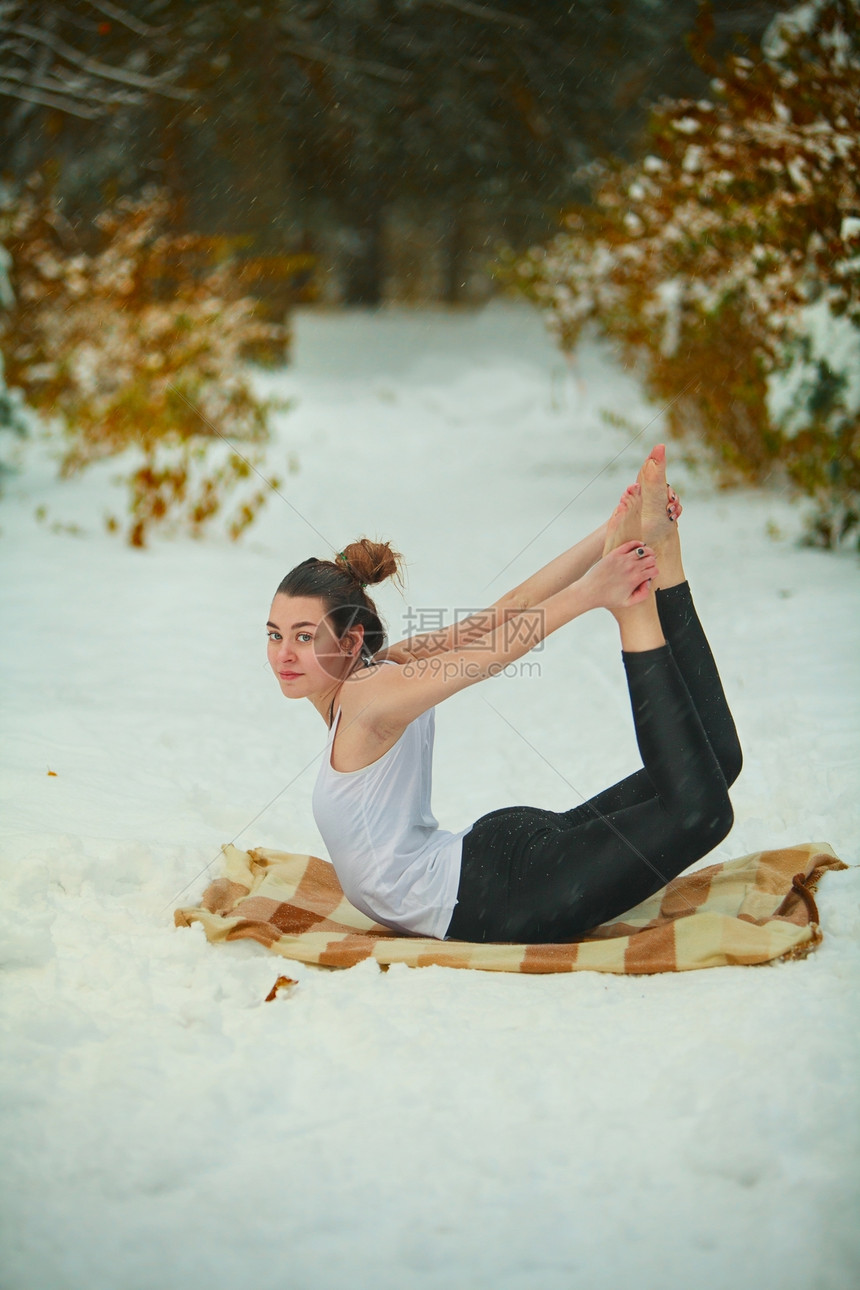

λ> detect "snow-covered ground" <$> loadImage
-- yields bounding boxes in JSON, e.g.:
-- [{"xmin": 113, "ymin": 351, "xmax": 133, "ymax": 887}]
[{"xmin": 1, "ymin": 304, "xmax": 858, "ymax": 1290}]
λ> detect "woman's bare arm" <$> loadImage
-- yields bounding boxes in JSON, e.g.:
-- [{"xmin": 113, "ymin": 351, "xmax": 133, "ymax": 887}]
[
  {"xmin": 499, "ymin": 522, "xmax": 608, "ymax": 610},
  {"xmin": 382, "ymin": 522, "xmax": 608, "ymax": 663},
  {"xmin": 359, "ymin": 540, "xmax": 655, "ymax": 737}
]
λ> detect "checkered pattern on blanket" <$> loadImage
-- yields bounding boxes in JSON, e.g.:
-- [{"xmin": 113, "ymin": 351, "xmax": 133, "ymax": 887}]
[{"xmin": 174, "ymin": 842, "xmax": 847, "ymax": 973}]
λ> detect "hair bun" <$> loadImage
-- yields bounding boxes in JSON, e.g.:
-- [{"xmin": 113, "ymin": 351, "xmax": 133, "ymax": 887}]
[{"xmin": 337, "ymin": 538, "xmax": 403, "ymax": 589}]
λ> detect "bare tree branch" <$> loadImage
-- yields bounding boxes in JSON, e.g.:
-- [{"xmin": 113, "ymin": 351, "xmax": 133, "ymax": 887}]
[
  {"xmin": 4, "ymin": 19, "xmax": 192, "ymax": 100},
  {"xmin": 0, "ymin": 78, "xmax": 99, "ymax": 116},
  {"xmin": 2, "ymin": 63, "xmax": 141, "ymax": 106}
]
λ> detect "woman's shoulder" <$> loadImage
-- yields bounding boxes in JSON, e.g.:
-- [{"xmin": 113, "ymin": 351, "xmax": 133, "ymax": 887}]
[
  {"xmin": 343, "ymin": 656, "xmax": 401, "ymax": 690},
  {"xmin": 339, "ymin": 656, "xmax": 431, "ymax": 734},
  {"xmin": 338, "ymin": 656, "xmax": 402, "ymax": 717},
  {"xmin": 332, "ymin": 659, "xmax": 430, "ymax": 772}
]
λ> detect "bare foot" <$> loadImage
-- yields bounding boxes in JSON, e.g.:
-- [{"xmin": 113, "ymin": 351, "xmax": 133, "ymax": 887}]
[
  {"xmin": 638, "ymin": 444, "xmax": 685, "ymax": 588},
  {"xmin": 602, "ymin": 483, "xmax": 645, "ymax": 556},
  {"xmin": 617, "ymin": 476, "xmax": 682, "ymax": 535},
  {"xmin": 600, "ymin": 485, "xmax": 667, "ymax": 644},
  {"xmin": 638, "ymin": 444, "xmax": 676, "ymax": 550}
]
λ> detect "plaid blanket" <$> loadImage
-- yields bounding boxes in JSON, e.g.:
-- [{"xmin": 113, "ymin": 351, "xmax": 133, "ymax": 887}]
[{"xmin": 174, "ymin": 841, "xmax": 847, "ymax": 974}]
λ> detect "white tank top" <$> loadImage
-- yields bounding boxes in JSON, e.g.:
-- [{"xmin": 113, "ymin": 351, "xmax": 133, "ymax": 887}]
[{"xmin": 311, "ymin": 681, "xmax": 467, "ymax": 939}]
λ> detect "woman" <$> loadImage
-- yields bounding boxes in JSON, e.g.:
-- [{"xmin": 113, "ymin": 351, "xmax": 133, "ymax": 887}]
[{"xmin": 265, "ymin": 444, "xmax": 741, "ymax": 943}]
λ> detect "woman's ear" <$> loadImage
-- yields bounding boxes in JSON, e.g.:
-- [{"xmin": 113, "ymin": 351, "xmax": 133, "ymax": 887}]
[{"xmin": 341, "ymin": 624, "xmax": 366, "ymax": 658}]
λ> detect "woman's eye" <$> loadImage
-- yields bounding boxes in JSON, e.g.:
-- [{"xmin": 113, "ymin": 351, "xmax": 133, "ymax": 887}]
[
  {"xmin": 267, "ymin": 632, "xmax": 281, "ymax": 642},
  {"xmin": 297, "ymin": 632, "xmax": 312, "ymax": 643}
]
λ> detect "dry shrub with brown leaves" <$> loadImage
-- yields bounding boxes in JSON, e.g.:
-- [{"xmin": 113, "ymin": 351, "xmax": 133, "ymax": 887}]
[
  {"xmin": 0, "ymin": 181, "xmax": 290, "ymax": 546},
  {"xmin": 510, "ymin": 0, "xmax": 860, "ymax": 549}
]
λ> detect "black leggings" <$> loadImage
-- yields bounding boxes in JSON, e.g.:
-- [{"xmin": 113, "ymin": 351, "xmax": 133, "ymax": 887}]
[{"xmin": 445, "ymin": 582, "xmax": 742, "ymax": 943}]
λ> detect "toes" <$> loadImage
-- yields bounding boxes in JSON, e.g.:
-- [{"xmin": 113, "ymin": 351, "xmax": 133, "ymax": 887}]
[
  {"xmin": 638, "ymin": 455, "xmax": 665, "ymax": 489},
  {"xmin": 640, "ymin": 457, "xmax": 669, "ymax": 507}
]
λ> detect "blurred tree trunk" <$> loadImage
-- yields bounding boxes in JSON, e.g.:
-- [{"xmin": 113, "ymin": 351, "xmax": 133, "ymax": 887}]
[
  {"xmin": 442, "ymin": 207, "xmax": 467, "ymax": 305},
  {"xmin": 344, "ymin": 203, "xmax": 384, "ymax": 306},
  {"xmin": 158, "ymin": 97, "xmax": 187, "ymax": 227}
]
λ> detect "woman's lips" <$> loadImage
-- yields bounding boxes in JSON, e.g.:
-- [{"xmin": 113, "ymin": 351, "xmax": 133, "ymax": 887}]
[{"xmin": 279, "ymin": 671, "xmax": 302, "ymax": 680}]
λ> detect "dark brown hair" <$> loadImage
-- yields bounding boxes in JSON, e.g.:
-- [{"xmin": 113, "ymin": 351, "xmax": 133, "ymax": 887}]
[{"xmin": 275, "ymin": 539, "xmax": 403, "ymax": 662}]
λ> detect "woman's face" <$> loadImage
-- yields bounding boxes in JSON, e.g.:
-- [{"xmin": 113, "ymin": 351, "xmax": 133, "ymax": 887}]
[{"xmin": 266, "ymin": 594, "xmax": 358, "ymax": 698}]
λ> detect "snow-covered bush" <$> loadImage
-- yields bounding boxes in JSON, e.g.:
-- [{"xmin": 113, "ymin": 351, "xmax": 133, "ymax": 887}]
[
  {"xmin": 0, "ymin": 180, "xmax": 287, "ymax": 546},
  {"xmin": 512, "ymin": 0, "xmax": 860, "ymax": 548}
]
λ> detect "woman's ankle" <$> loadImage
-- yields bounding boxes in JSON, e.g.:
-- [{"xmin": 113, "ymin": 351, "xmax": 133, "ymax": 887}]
[
  {"xmin": 612, "ymin": 597, "xmax": 666, "ymax": 652},
  {"xmin": 655, "ymin": 579, "xmax": 691, "ymax": 603},
  {"xmin": 654, "ymin": 544, "xmax": 685, "ymax": 590}
]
